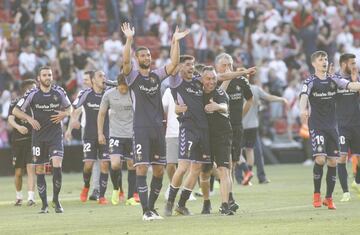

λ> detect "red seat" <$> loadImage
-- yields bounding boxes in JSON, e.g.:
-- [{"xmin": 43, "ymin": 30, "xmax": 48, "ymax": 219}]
[
  {"xmin": 274, "ymin": 119, "xmax": 288, "ymax": 135},
  {"xmin": 227, "ymin": 10, "xmax": 241, "ymax": 21},
  {"xmin": 207, "ymin": 10, "xmax": 219, "ymax": 22}
]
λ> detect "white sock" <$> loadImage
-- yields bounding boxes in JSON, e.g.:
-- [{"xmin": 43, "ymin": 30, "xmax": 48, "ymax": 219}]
[
  {"xmin": 16, "ymin": 191, "xmax": 23, "ymax": 200},
  {"xmin": 28, "ymin": 191, "xmax": 35, "ymax": 201}
]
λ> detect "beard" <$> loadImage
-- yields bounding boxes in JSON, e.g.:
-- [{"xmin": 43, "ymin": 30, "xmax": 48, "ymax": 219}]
[
  {"xmin": 40, "ymin": 79, "xmax": 51, "ymax": 88},
  {"xmin": 139, "ymin": 63, "xmax": 150, "ymax": 69}
]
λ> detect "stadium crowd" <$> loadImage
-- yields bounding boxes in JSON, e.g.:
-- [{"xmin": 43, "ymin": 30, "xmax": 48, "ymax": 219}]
[{"xmin": 0, "ymin": 0, "xmax": 360, "ymax": 152}]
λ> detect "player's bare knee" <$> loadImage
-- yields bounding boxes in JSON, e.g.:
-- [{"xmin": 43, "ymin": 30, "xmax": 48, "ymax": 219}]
[
  {"xmin": 127, "ymin": 160, "xmax": 135, "ymax": 169},
  {"xmin": 136, "ymin": 164, "xmax": 148, "ymax": 175},
  {"xmin": 152, "ymin": 165, "xmax": 164, "ymax": 178},
  {"xmin": 327, "ymin": 158, "xmax": 337, "ymax": 167},
  {"xmin": 315, "ymin": 156, "xmax": 326, "ymax": 165},
  {"xmin": 337, "ymin": 155, "xmax": 347, "ymax": 164}
]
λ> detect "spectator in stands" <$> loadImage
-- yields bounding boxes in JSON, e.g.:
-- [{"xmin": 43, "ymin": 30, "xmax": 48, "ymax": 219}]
[
  {"xmin": 217, "ymin": 0, "xmax": 230, "ymax": 19},
  {"xmin": 317, "ymin": 24, "xmax": 336, "ymax": 63},
  {"xmin": 75, "ymin": 0, "xmax": 91, "ymax": 41},
  {"xmin": 260, "ymin": 1, "xmax": 282, "ymax": 32},
  {"xmin": 268, "ymin": 50, "xmax": 288, "ymax": 86},
  {"xmin": 159, "ymin": 14, "xmax": 172, "ymax": 49},
  {"xmin": 60, "ymin": 17, "xmax": 73, "ymax": 44},
  {"xmin": 171, "ymin": 4, "xmax": 186, "ymax": 25},
  {"xmin": 18, "ymin": 44, "xmax": 37, "ymax": 79},
  {"xmin": 14, "ymin": 1, "xmax": 35, "ymax": 39},
  {"xmin": 106, "ymin": 0, "xmax": 120, "ymax": 35},
  {"xmin": 58, "ymin": 39, "xmax": 73, "ymax": 82},
  {"xmin": 0, "ymin": 118, "xmax": 9, "ymax": 148},
  {"xmin": 103, "ymin": 31, "xmax": 123, "ymax": 67},
  {"xmin": 73, "ymin": 43, "xmax": 90, "ymax": 84},
  {"xmin": 131, "ymin": 0, "xmax": 147, "ymax": 35},
  {"xmin": 197, "ymin": 0, "xmax": 207, "ymax": 19},
  {"xmin": 155, "ymin": 49, "xmax": 171, "ymax": 68},
  {"xmin": 148, "ymin": 6, "xmax": 163, "ymax": 36},
  {"xmin": 0, "ymin": 29, "xmax": 9, "ymax": 65},
  {"xmin": 191, "ymin": 19, "xmax": 208, "ymax": 63},
  {"xmin": 0, "ymin": 62, "xmax": 12, "ymax": 94}
]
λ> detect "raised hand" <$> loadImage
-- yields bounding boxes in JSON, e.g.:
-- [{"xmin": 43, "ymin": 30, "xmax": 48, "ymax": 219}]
[
  {"xmin": 121, "ymin": 22, "xmax": 135, "ymax": 39},
  {"xmin": 173, "ymin": 26, "xmax": 190, "ymax": 41}
]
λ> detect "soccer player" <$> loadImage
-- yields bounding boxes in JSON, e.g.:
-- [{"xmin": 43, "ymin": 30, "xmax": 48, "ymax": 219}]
[
  {"xmin": 334, "ymin": 53, "xmax": 360, "ymax": 201},
  {"xmin": 13, "ymin": 66, "xmax": 72, "ymax": 213},
  {"xmin": 121, "ymin": 22, "xmax": 189, "ymax": 220},
  {"xmin": 299, "ymin": 51, "xmax": 360, "ymax": 209},
  {"xmin": 201, "ymin": 66, "xmax": 235, "ymax": 215},
  {"xmin": 72, "ymin": 70, "xmax": 110, "ymax": 205},
  {"xmin": 97, "ymin": 74, "xmax": 139, "ymax": 206},
  {"xmin": 163, "ymin": 55, "xmax": 212, "ymax": 217},
  {"xmin": 65, "ymin": 71, "xmax": 101, "ymax": 201},
  {"xmin": 8, "ymin": 79, "xmax": 37, "ymax": 206},
  {"xmin": 214, "ymin": 53, "xmax": 254, "ymax": 212}
]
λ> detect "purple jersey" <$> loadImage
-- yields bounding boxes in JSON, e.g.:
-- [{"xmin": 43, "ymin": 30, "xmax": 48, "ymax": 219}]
[
  {"xmin": 125, "ymin": 66, "xmax": 168, "ymax": 127},
  {"xmin": 72, "ymin": 88, "xmax": 109, "ymax": 140},
  {"xmin": 300, "ymin": 74, "xmax": 350, "ymax": 130},
  {"xmin": 16, "ymin": 85, "xmax": 71, "ymax": 141},
  {"xmin": 169, "ymin": 74, "xmax": 208, "ymax": 129},
  {"xmin": 334, "ymin": 72, "xmax": 360, "ymax": 127}
]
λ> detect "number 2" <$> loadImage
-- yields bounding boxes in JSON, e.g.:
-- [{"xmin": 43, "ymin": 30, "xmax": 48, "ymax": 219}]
[{"xmin": 136, "ymin": 144, "xmax": 142, "ymax": 154}]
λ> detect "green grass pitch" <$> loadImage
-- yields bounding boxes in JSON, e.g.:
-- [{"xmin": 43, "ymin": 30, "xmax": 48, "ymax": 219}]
[{"xmin": 0, "ymin": 164, "xmax": 360, "ymax": 235}]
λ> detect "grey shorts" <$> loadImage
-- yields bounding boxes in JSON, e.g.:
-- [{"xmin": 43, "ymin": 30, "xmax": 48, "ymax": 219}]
[{"xmin": 166, "ymin": 137, "xmax": 178, "ymax": 164}]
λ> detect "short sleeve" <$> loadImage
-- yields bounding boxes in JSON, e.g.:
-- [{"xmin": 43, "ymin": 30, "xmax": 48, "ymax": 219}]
[
  {"xmin": 124, "ymin": 65, "xmax": 139, "ymax": 86},
  {"xmin": 239, "ymin": 77, "xmax": 253, "ymax": 100},
  {"xmin": 214, "ymin": 88, "xmax": 228, "ymax": 104},
  {"xmin": 72, "ymin": 89, "xmax": 90, "ymax": 109},
  {"xmin": 16, "ymin": 88, "xmax": 36, "ymax": 111},
  {"xmin": 330, "ymin": 74, "xmax": 350, "ymax": 89},
  {"xmin": 59, "ymin": 88, "xmax": 71, "ymax": 109},
  {"xmin": 168, "ymin": 74, "xmax": 182, "ymax": 88},
  {"xmin": 100, "ymin": 90, "xmax": 111, "ymax": 110},
  {"xmin": 153, "ymin": 66, "xmax": 169, "ymax": 80},
  {"xmin": 299, "ymin": 77, "xmax": 314, "ymax": 97}
]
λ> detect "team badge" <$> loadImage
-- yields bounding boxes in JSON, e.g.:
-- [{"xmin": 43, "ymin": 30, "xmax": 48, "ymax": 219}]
[
  {"xmin": 32, "ymin": 156, "xmax": 37, "ymax": 163},
  {"xmin": 236, "ymin": 85, "xmax": 241, "ymax": 91},
  {"xmin": 317, "ymin": 145, "xmax": 323, "ymax": 152},
  {"xmin": 53, "ymin": 95, "xmax": 58, "ymax": 102},
  {"xmin": 330, "ymin": 82, "xmax": 336, "ymax": 89},
  {"xmin": 149, "ymin": 76, "xmax": 156, "ymax": 84}
]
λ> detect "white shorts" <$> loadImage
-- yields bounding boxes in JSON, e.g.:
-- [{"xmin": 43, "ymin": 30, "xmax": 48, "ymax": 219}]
[{"xmin": 166, "ymin": 137, "xmax": 178, "ymax": 164}]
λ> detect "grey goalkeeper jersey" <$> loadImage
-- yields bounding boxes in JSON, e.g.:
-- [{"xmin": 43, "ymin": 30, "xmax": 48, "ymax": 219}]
[
  {"xmin": 242, "ymin": 85, "xmax": 270, "ymax": 129},
  {"xmin": 100, "ymin": 87, "xmax": 133, "ymax": 138}
]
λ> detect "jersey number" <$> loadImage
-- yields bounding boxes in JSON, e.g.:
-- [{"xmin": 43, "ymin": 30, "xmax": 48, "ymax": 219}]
[
  {"xmin": 109, "ymin": 139, "xmax": 119, "ymax": 148},
  {"xmin": 83, "ymin": 143, "xmax": 91, "ymax": 152},
  {"xmin": 32, "ymin": 147, "xmax": 40, "ymax": 156},
  {"xmin": 339, "ymin": 136, "xmax": 346, "ymax": 145},
  {"xmin": 315, "ymin": 135, "xmax": 325, "ymax": 145},
  {"xmin": 136, "ymin": 144, "xmax": 142, "ymax": 155},
  {"xmin": 188, "ymin": 141, "xmax": 193, "ymax": 151}
]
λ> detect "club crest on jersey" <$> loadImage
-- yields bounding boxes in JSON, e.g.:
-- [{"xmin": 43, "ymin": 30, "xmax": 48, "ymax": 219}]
[
  {"xmin": 53, "ymin": 95, "xmax": 58, "ymax": 102},
  {"xmin": 330, "ymin": 82, "xmax": 336, "ymax": 89},
  {"xmin": 149, "ymin": 76, "xmax": 156, "ymax": 84},
  {"xmin": 317, "ymin": 145, "xmax": 323, "ymax": 153},
  {"xmin": 236, "ymin": 85, "xmax": 241, "ymax": 91}
]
